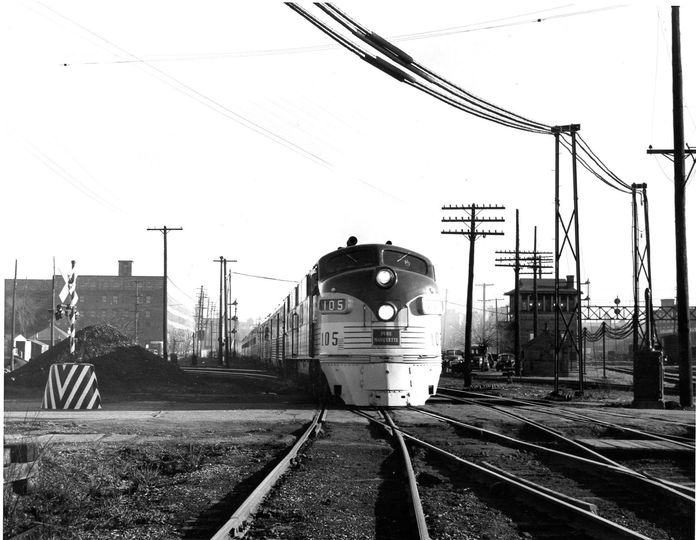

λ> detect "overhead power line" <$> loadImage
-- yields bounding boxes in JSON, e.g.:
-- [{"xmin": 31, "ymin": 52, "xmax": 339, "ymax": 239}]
[
  {"xmin": 288, "ymin": 3, "xmax": 553, "ymax": 134},
  {"xmin": 34, "ymin": 2, "xmax": 330, "ymax": 167},
  {"xmin": 288, "ymin": 3, "xmax": 634, "ymax": 194},
  {"xmin": 231, "ymin": 271, "xmax": 297, "ymax": 283}
]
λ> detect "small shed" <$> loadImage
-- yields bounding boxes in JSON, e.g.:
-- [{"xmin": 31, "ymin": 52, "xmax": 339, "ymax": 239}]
[{"xmin": 12, "ymin": 334, "xmax": 46, "ymax": 361}]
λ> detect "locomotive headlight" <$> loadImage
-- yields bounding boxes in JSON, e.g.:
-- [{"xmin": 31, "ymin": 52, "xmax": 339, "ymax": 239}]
[
  {"xmin": 416, "ymin": 295, "xmax": 443, "ymax": 315},
  {"xmin": 375, "ymin": 268, "xmax": 396, "ymax": 288},
  {"xmin": 377, "ymin": 303, "xmax": 397, "ymax": 321}
]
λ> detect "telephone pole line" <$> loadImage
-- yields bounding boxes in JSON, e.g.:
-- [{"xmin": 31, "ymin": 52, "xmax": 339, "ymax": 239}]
[
  {"xmin": 442, "ymin": 203, "xmax": 505, "ymax": 380},
  {"xmin": 147, "ymin": 226, "xmax": 182, "ymax": 361}
]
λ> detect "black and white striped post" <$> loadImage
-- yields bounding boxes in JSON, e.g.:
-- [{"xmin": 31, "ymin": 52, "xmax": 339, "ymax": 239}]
[
  {"xmin": 44, "ymin": 261, "xmax": 102, "ymax": 410},
  {"xmin": 58, "ymin": 260, "xmax": 79, "ymax": 355}
]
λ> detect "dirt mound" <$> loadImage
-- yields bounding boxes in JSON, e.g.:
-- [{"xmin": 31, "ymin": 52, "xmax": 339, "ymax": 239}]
[{"xmin": 5, "ymin": 324, "xmax": 187, "ymax": 391}]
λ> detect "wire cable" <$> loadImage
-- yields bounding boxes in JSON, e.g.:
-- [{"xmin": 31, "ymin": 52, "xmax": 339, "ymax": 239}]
[
  {"xmin": 294, "ymin": 3, "xmax": 641, "ymax": 197},
  {"xmin": 316, "ymin": 3, "xmax": 554, "ymax": 134},
  {"xmin": 231, "ymin": 271, "xmax": 297, "ymax": 283}
]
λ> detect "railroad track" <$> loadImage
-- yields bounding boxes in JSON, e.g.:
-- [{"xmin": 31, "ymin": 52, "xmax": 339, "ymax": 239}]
[
  {"xmin": 203, "ymin": 407, "xmax": 428, "ymax": 539},
  {"xmin": 378, "ymin": 406, "xmax": 694, "ymax": 539},
  {"xmin": 439, "ymin": 387, "xmax": 696, "ymax": 446},
  {"xmin": 436, "ymin": 388, "xmax": 695, "ymax": 496},
  {"xmin": 184, "ymin": 397, "xmax": 692, "ymax": 539}
]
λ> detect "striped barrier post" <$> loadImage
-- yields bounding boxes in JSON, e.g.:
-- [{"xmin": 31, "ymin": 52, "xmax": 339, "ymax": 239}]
[{"xmin": 42, "ymin": 363, "xmax": 102, "ymax": 410}]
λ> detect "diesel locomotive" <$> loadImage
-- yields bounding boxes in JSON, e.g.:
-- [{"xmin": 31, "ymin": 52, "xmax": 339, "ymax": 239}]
[{"xmin": 240, "ymin": 237, "xmax": 443, "ymax": 406}]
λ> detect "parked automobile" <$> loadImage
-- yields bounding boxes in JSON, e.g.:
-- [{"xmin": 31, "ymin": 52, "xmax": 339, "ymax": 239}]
[
  {"xmin": 495, "ymin": 353, "xmax": 516, "ymax": 371},
  {"xmin": 442, "ymin": 349, "xmax": 464, "ymax": 373}
]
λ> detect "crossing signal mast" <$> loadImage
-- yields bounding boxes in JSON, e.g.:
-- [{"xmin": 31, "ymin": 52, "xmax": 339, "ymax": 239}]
[{"xmin": 56, "ymin": 260, "xmax": 79, "ymax": 356}]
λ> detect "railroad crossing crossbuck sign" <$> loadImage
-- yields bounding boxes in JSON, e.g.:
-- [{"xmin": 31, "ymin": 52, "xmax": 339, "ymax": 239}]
[{"xmin": 56, "ymin": 260, "xmax": 79, "ymax": 355}]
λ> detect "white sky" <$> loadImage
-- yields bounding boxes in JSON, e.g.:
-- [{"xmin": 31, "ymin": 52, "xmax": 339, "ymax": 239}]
[{"xmin": 1, "ymin": 1, "xmax": 694, "ymax": 324}]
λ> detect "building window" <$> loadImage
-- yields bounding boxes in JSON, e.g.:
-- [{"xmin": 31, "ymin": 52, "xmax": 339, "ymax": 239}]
[
  {"xmin": 146, "ymin": 296, "xmax": 152, "ymax": 304},
  {"xmin": 102, "ymin": 296, "xmax": 107, "ymax": 303},
  {"xmin": 113, "ymin": 296, "xmax": 118, "ymax": 304},
  {"xmin": 145, "ymin": 311, "xmax": 150, "ymax": 318}
]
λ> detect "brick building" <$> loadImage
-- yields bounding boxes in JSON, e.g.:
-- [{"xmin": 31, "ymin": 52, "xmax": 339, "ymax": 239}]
[
  {"xmin": 4, "ymin": 260, "xmax": 193, "ymax": 363},
  {"xmin": 505, "ymin": 274, "xmax": 579, "ymax": 342}
]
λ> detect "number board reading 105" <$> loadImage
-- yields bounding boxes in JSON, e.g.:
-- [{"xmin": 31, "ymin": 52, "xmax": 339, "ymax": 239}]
[{"xmin": 319, "ymin": 298, "xmax": 348, "ymax": 313}]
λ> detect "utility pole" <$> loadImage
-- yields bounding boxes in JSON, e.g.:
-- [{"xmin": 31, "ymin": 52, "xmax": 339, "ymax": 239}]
[
  {"xmin": 496, "ymin": 216, "xmax": 552, "ymax": 376},
  {"xmin": 476, "ymin": 283, "xmax": 494, "ymax": 348},
  {"xmin": 147, "ymin": 226, "xmax": 182, "ymax": 361},
  {"xmin": 514, "ymin": 210, "xmax": 520, "ymax": 374},
  {"xmin": 671, "ymin": 6, "xmax": 692, "ymax": 408},
  {"xmin": 225, "ymin": 268, "xmax": 230, "ymax": 366},
  {"xmin": 213, "ymin": 257, "xmax": 237, "ymax": 367},
  {"xmin": 532, "ymin": 227, "xmax": 539, "ymax": 339},
  {"xmin": 645, "ymin": 7, "xmax": 694, "ymax": 407},
  {"xmin": 134, "ymin": 280, "xmax": 142, "ymax": 345},
  {"xmin": 208, "ymin": 301, "xmax": 216, "ymax": 358},
  {"xmin": 10, "ymin": 260, "xmax": 17, "ymax": 371},
  {"xmin": 231, "ymin": 298, "xmax": 238, "ymax": 359},
  {"xmin": 442, "ymin": 289, "xmax": 449, "ymax": 350},
  {"xmin": 492, "ymin": 297, "xmax": 505, "ymax": 354},
  {"xmin": 631, "ymin": 185, "xmax": 641, "ymax": 360},
  {"xmin": 553, "ymin": 123, "xmax": 583, "ymax": 395},
  {"xmin": 194, "ymin": 286, "xmax": 206, "ymax": 358},
  {"xmin": 442, "ymin": 203, "xmax": 505, "ymax": 381}
]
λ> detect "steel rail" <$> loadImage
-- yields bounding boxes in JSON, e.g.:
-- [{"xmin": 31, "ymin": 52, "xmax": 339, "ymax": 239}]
[
  {"xmin": 410, "ymin": 407, "xmax": 695, "ymax": 506},
  {"xmin": 439, "ymin": 387, "xmax": 696, "ymax": 447},
  {"xmin": 210, "ymin": 407, "xmax": 325, "ymax": 539},
  {"xmin": 431, "ymin": 394, "xmax": 631, "ymax": 469},
  {"xmin": 353, "ymin": 409, "xmax": 652, "ymax": 540},
  {"xmin": 181, "ymin": 367, "xmax": 279, "ymax": 380},
  {"xmin": 380, "ymin": 409, "xmax": 430, "ymax": 540},
  {"xmin": 551, "ymin": 403, "xmax": 694, "ymax": 428}
]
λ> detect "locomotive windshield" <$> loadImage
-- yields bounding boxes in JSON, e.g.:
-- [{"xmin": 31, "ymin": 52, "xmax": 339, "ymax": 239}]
[
  {"xmin": 320, "ymin": 248, "xmax": 379, "ymax": 277},
  {"xmin": 319, "ymin": 245, "xmax": 432, "ymax": 278},
  {"xmin": 382, "ymin": 250, "xmax": 429, "ymax": 275}
]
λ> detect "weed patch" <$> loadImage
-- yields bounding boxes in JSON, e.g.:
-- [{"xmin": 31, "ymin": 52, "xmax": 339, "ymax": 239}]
[{"xmin": 3, "ymin": 442, "xmax": 283, "ymax": 539}]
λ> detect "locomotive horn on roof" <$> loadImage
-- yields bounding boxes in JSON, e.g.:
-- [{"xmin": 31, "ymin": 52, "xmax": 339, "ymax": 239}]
[{"xmin": 347, "ymin": 236, "xmax": 358, "ymax": 247}]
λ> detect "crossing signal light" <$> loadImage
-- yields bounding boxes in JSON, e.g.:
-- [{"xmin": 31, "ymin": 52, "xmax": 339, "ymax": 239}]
[{"xmin": 55, "ymin": 304, "xmax": 64, "ymax": 320}]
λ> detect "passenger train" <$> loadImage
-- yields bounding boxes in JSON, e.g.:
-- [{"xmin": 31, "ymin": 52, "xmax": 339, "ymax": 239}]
[{"xmin": 241, "ymin": 238, "xmax": 443, "ymax": 406}]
